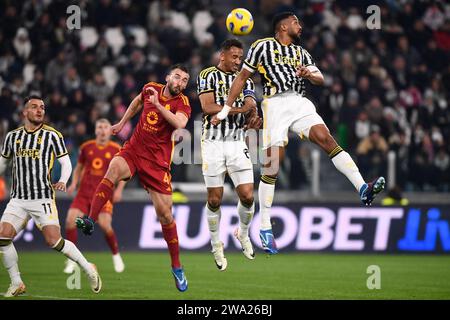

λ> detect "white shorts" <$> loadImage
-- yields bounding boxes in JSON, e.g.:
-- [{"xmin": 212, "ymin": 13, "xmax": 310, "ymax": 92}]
[
  {"xmin": 1, "ymin": 198, "xmax": 60, "ymax": 233},
  {"xmin": 261, "ymin": 91, "xmax": 327, "ymax": 150},
  {"xmin": 201, "ymin": 139, "xmax": 254, "ymax": 188}
]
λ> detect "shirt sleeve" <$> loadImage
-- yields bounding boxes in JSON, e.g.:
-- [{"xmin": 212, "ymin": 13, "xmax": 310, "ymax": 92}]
[
  {"xmin": 243, "ymin": 40, "xmax": 265, "ymax": 72},
  {"xmin": 177, "ymin": 96, "xmax": 192, "ymax": 120},
  {"xmin": 243, "ymin": 78, "xmax": 256, "ymax": 101},
  {"xmin": 140, "ymin": 84, "xmax": 146, "ymax": 102},
  {"xmin": 197, "ymin": 69, "xmax": 215, "ymax": 96},
  {"xmin": 1, "ymin": 132, "xmax": 12, "ymax": 159},
  {"xmin": 51, "ymin": 131, "xmax": 68, "ymax": 158},
  {"xmin": 301, "ymin": 48, "xmax": 315, "ymax": 67}
]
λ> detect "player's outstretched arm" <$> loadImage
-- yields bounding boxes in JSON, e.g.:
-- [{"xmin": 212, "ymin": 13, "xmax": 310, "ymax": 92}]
[
  {"xmin": 147, "ymin": 87, "xmax": 189, "ymax": 129},
  {"xmin": 54, "ymin": 154, "xmax": 72, "ymax": 192},
  {"xmin": 0, "ymin": 156, "xmax": 10, "ymax": 176},
  {"xmin": 199, "ymin": 92, "xmax": 249, "ymax": 116},
  {"xmin": 243, "ymin": 97, "xmax": 262, "ymax": 130},
  {"xmin": 296, "ymin": 66, "xmax": 324, "ymax": 86},
  {"xmin": 111, "ymin": 94, "xmax": 143, "ymax": 135},
  {"xmin": 67, "ymin": 162, "xmax": 84, "ymax": 195},
  {"xmin": 223, "ymin": 68, "xmax": 254, "ymax": 118}
]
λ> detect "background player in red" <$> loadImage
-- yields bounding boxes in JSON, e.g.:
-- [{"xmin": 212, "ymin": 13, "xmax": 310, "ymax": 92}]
[
  {"xmin": 64, "ymin": 118, "xmax": 126, "ymax": 274},
  {"xmin": 76, "ymin": 64, "xmax": 191, "ymax": 292}
]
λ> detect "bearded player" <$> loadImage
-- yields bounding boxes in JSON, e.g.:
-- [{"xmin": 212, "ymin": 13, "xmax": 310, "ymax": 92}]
[
  {"xmin": 76, "ymin": 64, "xmax": 191, "ymax": 292},
  {"xmin": 64, "ymin": 118, "xmax": 126, "ymax": 274}
]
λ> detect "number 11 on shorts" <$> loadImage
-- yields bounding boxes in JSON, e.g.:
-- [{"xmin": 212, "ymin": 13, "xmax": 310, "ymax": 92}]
[{"xmin": 41, "ymin": 203, "xmax": 52, "ymax": 214}]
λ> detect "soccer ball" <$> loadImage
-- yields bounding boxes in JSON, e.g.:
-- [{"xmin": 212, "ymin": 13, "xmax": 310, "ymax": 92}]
[{"xmin": 226, "ymin": 8, "xmax": 254, "ymax": 36}]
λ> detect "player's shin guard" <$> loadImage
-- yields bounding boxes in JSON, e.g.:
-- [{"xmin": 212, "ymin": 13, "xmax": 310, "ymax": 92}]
[
  {"xmin": 104, "ymin": 230, "xmax": 119, "ymax": 255},
  {"xmin": 89, "ymin": 178, "xmax": 114, "ymax": 222},
  {"xmin": 237, "ymin": 200, "xmax": 254, "ymax": 239},
  {"xmin": 65, "ymin": 227, "xmax": 78, "ymax": 244},
  {"xmin": 53, "ymin": 238, "xmax": 95, "ymax": 276},
  {"xmin": 259, "ymin": 175, "xmax": 276, "ymax": 230},
  {"xmin": 161, "ymin": 221, "xmax": 181, "ymax": 269},
  {"xmin": 329, "ymin": 147, "xmax": 365, "ymax": 192},
  {"xmin": 0, "ymin": 239, "xmax": 22, "ymax": 286},
  {"xmin": 206, "ymin": 202, "xmax": 221, "ymax": 246}
]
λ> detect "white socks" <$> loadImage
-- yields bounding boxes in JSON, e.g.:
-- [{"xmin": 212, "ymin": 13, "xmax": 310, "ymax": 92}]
[
  {"xmin": 55, "ymin": 238, "xmax": 95, "ymax": 276},
  {"xmin": 330, "ymin": 150, "xmax": 366, "ymax": 192},
  {"xmin": 258, "ymin": 176, "xmax": 276, "ymax": 230},
  {"xmin": 0, "ymin": 241, "xmax": 23, "ymax": 285},
  {"xmin": 206, "ymin": 203, "xmax": 221, "ymax": 246},
  {"xmin": 237, "ymin": 200, "xmax": 254, "ymax": 239}
]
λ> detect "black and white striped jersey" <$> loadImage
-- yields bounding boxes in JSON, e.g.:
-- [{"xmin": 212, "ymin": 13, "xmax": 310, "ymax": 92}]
[
  {"xmin": 197, "ymin": 66, "xmax": 256, "ymax": 141},
  {"xmin": 243, "ymin": 37, "xmax": 315, "ymax": 98},
  {"xmin": 1, "ymin": 124, "xmax": 68, "ymax": 200}
]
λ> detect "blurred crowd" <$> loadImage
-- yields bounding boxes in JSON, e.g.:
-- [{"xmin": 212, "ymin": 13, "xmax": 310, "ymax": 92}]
[{"xmin": 0, "ymin": 0, "xmax": 449, "ymax": 192}]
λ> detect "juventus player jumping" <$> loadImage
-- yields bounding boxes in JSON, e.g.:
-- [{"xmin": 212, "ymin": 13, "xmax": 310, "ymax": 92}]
[
  {"xmin": 0, "ymin": 96, "xmax": 101, "ymax": 297},
  {"xmin": 197, "ymin": 39, "xmax": 262, "ymax": 270},
  {"xmin": 220, "ymin": 12, "xmax": 385, "ymax": 254}
]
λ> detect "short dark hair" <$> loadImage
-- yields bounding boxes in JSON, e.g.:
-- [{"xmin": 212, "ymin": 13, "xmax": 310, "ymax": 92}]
[
  {"xmin": 24, "ymin": 95, "xmax": 43, "ymax": 106},
  {"xmin": 169, "ymin": 63, "xmax": 189, "ymax": 74},
  {"xmin": 220, "ymin": 38, "xmax": 243, "ymax": 52},
  {"xmin": 272, "ymin": 11, "xmax": 296, "ymax": 33}
]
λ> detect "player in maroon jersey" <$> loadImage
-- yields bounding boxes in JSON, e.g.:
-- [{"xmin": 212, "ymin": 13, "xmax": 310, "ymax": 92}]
[
  {"xmin": 64, "ymin": 118, "xmax": 126, "ymax": 274},
  {"xmin": 76, "ymin": 64, "xmax": 191, "ymax": 292}
]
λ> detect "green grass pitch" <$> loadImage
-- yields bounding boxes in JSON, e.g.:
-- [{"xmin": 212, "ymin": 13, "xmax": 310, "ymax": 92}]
[{"xmin": 1, "ymin": 252, "xmax": 449, "ymax": 300}]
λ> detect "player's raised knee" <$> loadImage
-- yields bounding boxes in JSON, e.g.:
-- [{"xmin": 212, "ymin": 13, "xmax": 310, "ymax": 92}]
[
  {"xmin": 105, "ymin": 164, "xmax": 122, "ymax": 182},
  {"xmin": 239, "ymin": 193, "xmax": 254, "ymax": 206},
  {"xmin": 207, "ymin": 197, "xmax": 222, "ymax": 209},
  {"xmin": 0, "ymin": 222, "xmax": 17, "ymax": 239}
]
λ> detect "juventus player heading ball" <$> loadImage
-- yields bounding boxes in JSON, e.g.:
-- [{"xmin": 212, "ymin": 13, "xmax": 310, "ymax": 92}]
[{"xmin": 220, "ymin": 12, "xmax": 385, "ymax": 254}]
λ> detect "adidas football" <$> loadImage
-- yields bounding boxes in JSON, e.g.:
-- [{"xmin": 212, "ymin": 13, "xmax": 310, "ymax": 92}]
[{"xmin": 226, "ymin": 8, "xmax": 254, "ymax": 36}]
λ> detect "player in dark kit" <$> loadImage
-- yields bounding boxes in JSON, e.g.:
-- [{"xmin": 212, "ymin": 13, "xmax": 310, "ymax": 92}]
[{"xmin": 76, "ymin": 65, "xmax": 191, "ymax": 292}]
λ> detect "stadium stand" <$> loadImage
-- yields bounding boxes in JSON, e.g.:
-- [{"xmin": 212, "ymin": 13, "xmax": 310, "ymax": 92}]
[{"xmin": 0, "ymin": 0, "xmax": 448, "ymax": 193}]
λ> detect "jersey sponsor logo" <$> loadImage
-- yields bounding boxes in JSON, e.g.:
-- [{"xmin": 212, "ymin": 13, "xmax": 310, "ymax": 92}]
[
  {"xmin": 146, "ymin": 111, "xmax": 159, "ymax": 125},
  {"xmin": 216, "ymin": 82, "xmax": 244, "ymax": 101},
  {"xmin": 16, "ymin": 148, "xmax": 41, "ymax": 159},
  {"xmin": 144, "ymin": 111, "xmax": 160, "ymax": 133},
  {"xmin": 92, "ymin": 157, "xmax": 104, "ymax": 170},
  {"xmin": 273, "ymin": 50, "xmax": 300, "ymax": 67}
]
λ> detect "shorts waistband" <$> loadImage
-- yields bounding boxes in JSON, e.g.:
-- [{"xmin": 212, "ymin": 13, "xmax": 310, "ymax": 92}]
[{"xmin": 269, "ymin": 90, "xmax": 303, "ymax": 99}]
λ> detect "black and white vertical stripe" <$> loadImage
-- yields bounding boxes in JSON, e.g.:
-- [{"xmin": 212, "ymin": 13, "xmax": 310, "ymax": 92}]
[
  {"xmin": 197, "ymin": 66, "xmax": 256, "ymax": 141},
  {"xmin": 243, "ymin": 37, "xmax": 315, "ymax": 97},
  {"xmin": 1, "ymin": 125, "xmax": 68, "ymax": 200}
]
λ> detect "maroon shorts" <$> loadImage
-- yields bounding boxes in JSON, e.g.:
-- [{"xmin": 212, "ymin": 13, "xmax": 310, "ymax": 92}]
[
  {"xmin": 70, "ymin": 193, "xmax": 113, "ymax": 214},
  {"xmin": 117, "ymin": 147, "xmax": 172, "ymax": 195}
]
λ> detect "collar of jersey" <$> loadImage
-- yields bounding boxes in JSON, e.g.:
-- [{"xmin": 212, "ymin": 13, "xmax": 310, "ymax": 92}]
[
  {"xmin": 274, "ymin": 37, "xmax": 293, "ymax": 47},
  {"xmin": 159, "ymin": 85, "xmax": 180, "ymax": 102},
  {"xmin": 95, "ymin": 141, "xmax": 109, "ymax": 150},
  {"xmin": 24, "ymin": 123, "xmax": 43, "ymax": 134},
  {"xmin": 215, "ymin": 66, "xmax": 233, "ymax": 75}
]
